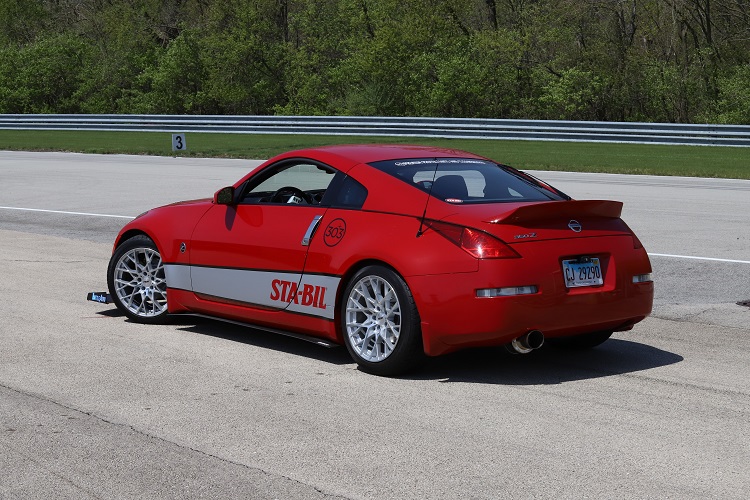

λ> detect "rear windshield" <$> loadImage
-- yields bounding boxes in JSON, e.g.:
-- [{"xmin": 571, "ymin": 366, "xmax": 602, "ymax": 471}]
[{"xmin": 368, "ymin": 158, "xmax": 566, "ymax": 204}]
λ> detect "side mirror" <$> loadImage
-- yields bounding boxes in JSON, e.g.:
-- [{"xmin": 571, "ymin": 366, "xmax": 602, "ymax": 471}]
[{"xmin": 214, "ymin": 186, "xmax": 235, "ymax": 205}]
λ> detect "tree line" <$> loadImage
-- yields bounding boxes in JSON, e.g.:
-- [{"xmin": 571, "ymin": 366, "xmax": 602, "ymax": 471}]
[{"xmin": 1, "ymin": 0, "xmax": 749, "ymax": 123}]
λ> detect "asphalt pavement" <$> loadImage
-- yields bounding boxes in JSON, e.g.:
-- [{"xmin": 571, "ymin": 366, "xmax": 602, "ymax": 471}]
[{"xmin": 1, "ymin": 151, "xmax": 748, "ymax": 499}]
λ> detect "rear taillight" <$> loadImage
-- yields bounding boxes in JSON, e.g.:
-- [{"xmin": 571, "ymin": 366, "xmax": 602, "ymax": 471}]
[{"xmin": 426, "ymin": 221, "xmax": 520, "ymax": 259}]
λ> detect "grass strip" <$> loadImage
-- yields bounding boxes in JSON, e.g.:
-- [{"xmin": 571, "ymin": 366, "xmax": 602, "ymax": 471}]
[{"xmin": 1, "ymin": 130, "xmax": 748, "ymax": 179}]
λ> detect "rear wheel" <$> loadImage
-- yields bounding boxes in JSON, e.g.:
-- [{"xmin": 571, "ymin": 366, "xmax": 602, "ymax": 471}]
[
  {"xmin": 341, "ymin": 265, "xmax": 423, "ymax": 376},
  {"xmin": 107, "ymin": 235, "xmax": 169, "ymax": 324}
]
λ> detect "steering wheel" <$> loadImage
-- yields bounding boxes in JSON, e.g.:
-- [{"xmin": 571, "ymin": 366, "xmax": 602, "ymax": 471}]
[{"xmin": 270, "ymin": 186, "xmax": 312, "ymax": 204}]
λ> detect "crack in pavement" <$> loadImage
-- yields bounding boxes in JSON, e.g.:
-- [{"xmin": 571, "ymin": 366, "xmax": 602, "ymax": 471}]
[{"xmin": 0, "ymin": 382, "xmax": 351, "ymax": 500}]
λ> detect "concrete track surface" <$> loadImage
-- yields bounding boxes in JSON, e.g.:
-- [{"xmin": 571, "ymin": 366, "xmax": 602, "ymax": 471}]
[{"xmin": 1, "ymin": 152, "xmax": 749, "ymax": 499}]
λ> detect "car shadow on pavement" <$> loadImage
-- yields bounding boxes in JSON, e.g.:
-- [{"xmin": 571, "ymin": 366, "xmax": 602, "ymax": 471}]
[
  {"xmin": 170, "ymin": 315, "xmax": 353, "ymax": 366},
  {"xmin": 95, "ymin": 308, "xmax": 128, "ymax": 317},
  {"xmin": 98, "ymin": 310, "xmax": 682, "ymax": 383},
  {"xmin": 175, "ymin": 314, "xmax": 682, "ymax": 384},
  {"xmin": 410, "ymin": 339, "xmax": 684, "ymax": 385}
]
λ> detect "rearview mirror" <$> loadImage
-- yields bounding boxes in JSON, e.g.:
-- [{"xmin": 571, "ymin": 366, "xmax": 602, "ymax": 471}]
[{"xmin": 214, "ymin": 186, "xmax": 235, "ymax": 205}]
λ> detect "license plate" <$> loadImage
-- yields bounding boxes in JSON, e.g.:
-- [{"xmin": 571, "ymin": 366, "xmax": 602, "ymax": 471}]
[{"xmin": 562, "ymin": 258, "xmax": 603, "ymax": 288}]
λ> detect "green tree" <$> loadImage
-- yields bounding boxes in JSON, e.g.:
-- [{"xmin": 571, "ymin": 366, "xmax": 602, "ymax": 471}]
[
  {"xmin": 1, "ymin": 0, "xmax": 750, "ymax": 122},
  {"xmin": 0, "ymin": 33, "xmax": 88, "ymax": 113}
]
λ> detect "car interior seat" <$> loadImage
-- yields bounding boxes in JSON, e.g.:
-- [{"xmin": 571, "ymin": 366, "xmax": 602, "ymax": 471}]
[{"xmin": 431, "ymin": 174, "xmax": 469, "ymax": 200}]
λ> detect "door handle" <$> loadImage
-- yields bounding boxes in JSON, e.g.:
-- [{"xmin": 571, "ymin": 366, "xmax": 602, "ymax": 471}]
[{"xmin": 301, "ymin": 215, "xmax": 324, "ymax": 246}]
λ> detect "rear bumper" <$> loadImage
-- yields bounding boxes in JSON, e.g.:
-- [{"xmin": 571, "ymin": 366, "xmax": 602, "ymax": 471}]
[{"xmin": 408, "ymin": 237, "xmax": 653, "ymax": 356}]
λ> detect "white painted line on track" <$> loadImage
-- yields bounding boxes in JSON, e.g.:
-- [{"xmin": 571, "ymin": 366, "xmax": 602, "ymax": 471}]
[
  {"xmin": 649, "ymin": 253, "xmax": 750, "ymax": 265},
  {"xmin": 0, "ymin": 206, "xmax": 134, "ymax": 219},
  {"xmin": 3, "ymin": 205, "xmax": 749, "ymax": 265}
]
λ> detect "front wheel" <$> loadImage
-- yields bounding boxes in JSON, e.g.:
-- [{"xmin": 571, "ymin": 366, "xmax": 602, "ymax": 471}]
[
  {"xmin": 107, "ymin": 235, "xmax": 169, "ymax": 324},
  {"xmin": 341, "ymin": 265, "xmax": 423, "ymax": 376}
]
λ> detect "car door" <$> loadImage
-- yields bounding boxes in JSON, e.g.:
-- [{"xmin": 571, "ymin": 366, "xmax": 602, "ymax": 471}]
[{"xmin": 187, "ymin": 159, "xmax": 338, "ymax": 317}]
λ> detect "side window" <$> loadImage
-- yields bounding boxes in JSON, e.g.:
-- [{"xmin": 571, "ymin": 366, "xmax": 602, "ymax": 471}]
[
  {"xmin": 241, "ymin": 161, "xmax": 337, "ymax": 205},
  {"xmin": 321, "ymin": 174, "xmax": 368, "ymax": 209}
]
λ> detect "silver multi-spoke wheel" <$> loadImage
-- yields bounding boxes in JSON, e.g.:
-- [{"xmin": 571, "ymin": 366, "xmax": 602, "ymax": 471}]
[
  {"xmin": 345, "ymin": 274, "xmax": 403, "ymax": 363},
  {"xmin": 110, "ymin": 239, "xmax": 168, "ymax": 320},
  {"xmin": 341, "ymin": 266, "xmax": 422, "ymax": 375},
  {"xmin": 114, "ymin": 247, "xmax": 167, "ymax": 317}
]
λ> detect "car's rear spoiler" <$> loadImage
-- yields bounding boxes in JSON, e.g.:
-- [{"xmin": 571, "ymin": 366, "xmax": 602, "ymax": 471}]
[{"xmin": 486, "ymin": 200, "xmax": 623, "ymax": 225}]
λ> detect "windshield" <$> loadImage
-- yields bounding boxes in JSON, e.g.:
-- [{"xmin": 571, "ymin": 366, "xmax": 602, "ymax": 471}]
[{"xmin": 368, "ymin": 158, "xmax": 566, "ymax": 204}]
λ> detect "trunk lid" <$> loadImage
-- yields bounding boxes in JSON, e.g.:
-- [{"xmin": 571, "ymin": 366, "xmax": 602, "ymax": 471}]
[{"xmin": 434, "ymin": 200, "xmax": 632, "ymax": 242}]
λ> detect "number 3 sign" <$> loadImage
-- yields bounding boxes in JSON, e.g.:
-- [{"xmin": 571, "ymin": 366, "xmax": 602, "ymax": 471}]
[{"xmin": 172, "ymin": 133, "xmax": 187, "ymax": 151}]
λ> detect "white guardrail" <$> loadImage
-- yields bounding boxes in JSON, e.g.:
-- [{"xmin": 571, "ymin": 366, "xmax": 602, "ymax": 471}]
[{"xmin": 2, "ymin": 114, "xmax": 750, "ymax": 147}]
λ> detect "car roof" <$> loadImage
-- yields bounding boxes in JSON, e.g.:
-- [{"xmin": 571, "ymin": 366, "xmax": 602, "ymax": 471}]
[{"xmin": 294, "ymin": 144, "xmax": 488, "ymax": 165}]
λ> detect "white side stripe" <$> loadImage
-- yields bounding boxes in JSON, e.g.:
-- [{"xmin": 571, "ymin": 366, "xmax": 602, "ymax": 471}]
[
  {"xmin": 164, "ymin": 264, "xmax": 192, "ymax": 292},
  {"xmin": 191, "ymin": 266, "xmax": 301, "ymax": 309}
]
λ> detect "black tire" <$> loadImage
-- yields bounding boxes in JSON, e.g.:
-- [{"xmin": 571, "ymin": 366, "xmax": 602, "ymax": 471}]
[
  {"xmin": 551, "ymin": 331, "xmax": 613, "ymax": 349},
  {"xmin": 107, "ymin": 235, "xmax": 169, "ymax": 324},
  {"xmin": 341, "ymin": 265, "xmax": 424, "ymax": 376}
]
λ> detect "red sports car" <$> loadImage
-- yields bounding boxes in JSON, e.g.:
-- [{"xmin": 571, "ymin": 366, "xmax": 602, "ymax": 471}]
[{"xmin": 93, "ymin": 145, "xmax": 653, "ymax": 375}]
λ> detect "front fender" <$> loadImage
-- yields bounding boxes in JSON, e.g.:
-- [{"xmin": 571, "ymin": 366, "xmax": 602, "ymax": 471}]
[{"xmin": 112, "ymin": 200, "xmax": 214, "ymax": 264}]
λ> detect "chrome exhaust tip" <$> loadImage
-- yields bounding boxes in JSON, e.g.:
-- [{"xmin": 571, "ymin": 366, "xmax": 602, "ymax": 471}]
[{"xmin": 507, "ymin": 330, "xmax": 545, "ymax": 354}]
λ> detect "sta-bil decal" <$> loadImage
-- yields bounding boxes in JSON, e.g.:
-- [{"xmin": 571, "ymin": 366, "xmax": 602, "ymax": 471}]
[
  {"xmin": 323, "ymin": 218, "xmax": 346, "ymax": 247},
  {"xmin": 168, "ymin": 265, "xmax": 340, "ymax": 319},
  {"xmin": 270, "ymin": 279, "xmax": 327, "ymax": 310}
]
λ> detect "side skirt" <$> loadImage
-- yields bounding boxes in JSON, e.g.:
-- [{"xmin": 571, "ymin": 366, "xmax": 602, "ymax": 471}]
[{"xmin": 174, "ymin": 312, "xmax": 340, "ymax": 348}]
